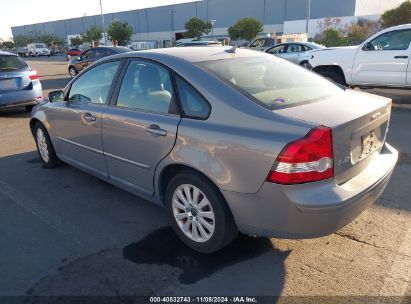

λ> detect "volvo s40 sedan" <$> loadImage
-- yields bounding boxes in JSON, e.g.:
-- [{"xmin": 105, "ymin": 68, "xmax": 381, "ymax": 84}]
[
  {"xmin": 30, "ymin": 47, "xmax": 398, "ymax": 253},
  {"xmin": 0, "ymin": 51, "xmax": 42, "ymax": 111}
]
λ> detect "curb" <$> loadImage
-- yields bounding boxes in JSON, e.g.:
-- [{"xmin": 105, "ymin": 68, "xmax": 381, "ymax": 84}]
[{"xmin": 392, "ymin": 103, "xmax": 411, "ymax": 111}]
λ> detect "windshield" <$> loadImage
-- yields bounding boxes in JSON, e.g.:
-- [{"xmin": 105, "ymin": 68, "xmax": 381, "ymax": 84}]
[
  {"xmin": 198, "ymin": 56, "xmax": 342, "ymax": 109},
  {"xmin": 0, "ymin": 55, "xmax": 27, "ymax": 70},
  {"xmin": 35, "ymin": 44, "xmax": 46, "ymax": 48}
]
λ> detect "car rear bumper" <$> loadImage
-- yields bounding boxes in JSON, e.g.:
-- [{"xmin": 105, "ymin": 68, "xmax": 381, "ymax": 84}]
[
  {"xmin": 221, "ymin": 142, "xmax": 398, "ymax": 238},
  {"xmin": 0, "ymin": 81, "xmax": 43, "ymax": 109}
]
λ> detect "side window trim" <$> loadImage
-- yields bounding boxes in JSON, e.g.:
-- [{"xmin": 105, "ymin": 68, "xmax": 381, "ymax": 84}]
[
  {"xmin": 173, "ymin": 72, "xmax": 211, "ymax": 120},
  {"xmin": 65, "ymin": 59, "xmax": 126, "ymax": 106},
  {"xmin": 109, "ymin": 57, "xmax": 180, "ymax": 116}
]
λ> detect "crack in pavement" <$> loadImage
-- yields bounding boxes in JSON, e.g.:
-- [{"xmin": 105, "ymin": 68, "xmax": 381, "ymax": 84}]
[{"xmin": 333, "ymin": 232, "xmax": 411, "ymax": 259}]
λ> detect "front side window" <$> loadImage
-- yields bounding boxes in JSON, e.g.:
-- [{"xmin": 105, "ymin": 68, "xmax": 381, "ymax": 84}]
[
  {"xmin": 176, "ymin": 76, "xmax": 210, "ymax": 119},
  {"xmin": 68, "ymin": 61, "xmax": 121, "ymax": 104},
  {"xmin": 95, "ymin": 48, "xmax": 107, "ymax": 58},
  {"xmin": 267, "ymin": 45, "xmax": 286, "ymax": 54},
  {"xmin": 199, "ymin": 55, "xmax": 342, "ymax": 110},
  {"xmin": 116, "ymin": 60, "xmax": 175, "ymax": 114},
  {"xmin": 370, "ymin": 29, "xmax": 411, "ymax": 50}
]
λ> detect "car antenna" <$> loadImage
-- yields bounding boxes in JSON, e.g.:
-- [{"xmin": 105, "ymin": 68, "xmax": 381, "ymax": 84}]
[{"xmin": 225, "ymin": 45, "xmax": 237, "ymax": 53}]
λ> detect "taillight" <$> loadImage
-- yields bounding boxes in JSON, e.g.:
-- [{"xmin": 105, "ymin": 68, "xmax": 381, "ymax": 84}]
[
  {"xmin": 266, "ymin": 126, "xmax": 333, "ymax": 185},
  {"xmin": 29, "ymin": 69, "xmax": 39, "ymax": 80}
]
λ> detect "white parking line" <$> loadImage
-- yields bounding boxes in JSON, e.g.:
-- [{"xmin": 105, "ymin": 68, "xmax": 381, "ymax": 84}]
[
  {"xmin": 0, "ymin": 179, "xmax": 97, "ymax": 248},
  {"xmin": 379, "ymin": 225, "xmax": 411, "ymax": 297}
]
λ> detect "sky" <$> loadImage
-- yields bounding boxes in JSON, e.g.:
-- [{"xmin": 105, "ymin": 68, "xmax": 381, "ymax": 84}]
[{"xmin": 0, "ymin": 0, "xmax": 199, "ymax": 40}]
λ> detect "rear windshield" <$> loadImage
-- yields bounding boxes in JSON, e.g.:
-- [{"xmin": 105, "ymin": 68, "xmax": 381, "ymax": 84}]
[
  {"xmin": 0, "ymin": 55, "xmax": 27, "ymax": 71},
  {"xmin": 198, "ymin": 56, "xmax": 342, "ymax": 109},
  {"xmin": 35, "ymin": 44, "xmax": 46, "ymax": 48}
]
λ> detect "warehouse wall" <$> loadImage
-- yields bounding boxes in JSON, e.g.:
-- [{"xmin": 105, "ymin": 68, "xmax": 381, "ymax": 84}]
[{"xmin": 10, "ymin": 0, "xmax": 399, "ymax": 41}]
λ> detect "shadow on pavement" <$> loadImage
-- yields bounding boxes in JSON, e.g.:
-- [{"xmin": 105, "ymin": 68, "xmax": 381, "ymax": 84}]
[
  {"xmin": 0, "ymin": 151, "xmax": 288, "ymax": 296},
  {"xmin": 0, "ymin": 107, "xmax": 30, "ymax": 118}
]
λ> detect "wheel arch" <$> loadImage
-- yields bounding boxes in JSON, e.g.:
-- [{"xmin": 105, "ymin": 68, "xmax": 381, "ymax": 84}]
[
  {"xmin": 313, "ymin": 65, "xmax": 347, "ymax": 85},
  {"xmin": 157, "ymin": 163, "xmax": 224, "ymax": 207}
]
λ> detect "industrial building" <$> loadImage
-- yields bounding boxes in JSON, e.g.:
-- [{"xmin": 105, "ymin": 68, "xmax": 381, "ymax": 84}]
[{"xmin": 11, "ymin": 0, "xmax": 405, "ymax": 46}]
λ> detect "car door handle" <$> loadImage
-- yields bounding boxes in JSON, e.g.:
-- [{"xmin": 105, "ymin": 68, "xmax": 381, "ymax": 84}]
[
  {"xmin": 145, "ymin": 125, "xmax": 167, "ymax": 137},
  {"xmin": 83, "ymin": 112, "xmax": 96, "ymax": 123},
  {"xmin": 394, "ymin": 56, "xmax": 408, "ymax": 59}
]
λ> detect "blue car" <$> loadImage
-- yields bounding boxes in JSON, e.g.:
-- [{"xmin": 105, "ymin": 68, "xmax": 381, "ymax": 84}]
[{"xmin": 0, "ymin": 51, "xmax": 42, "ymax": 111}]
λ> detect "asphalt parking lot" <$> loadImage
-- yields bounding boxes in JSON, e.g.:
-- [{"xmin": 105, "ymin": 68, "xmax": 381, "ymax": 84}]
[{"xmin": 0, "ymin": 57, "xmax": 410, "ymax": 301}]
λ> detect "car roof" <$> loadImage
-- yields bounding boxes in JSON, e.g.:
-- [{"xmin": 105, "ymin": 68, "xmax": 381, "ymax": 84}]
[
  {"xmin": 120, "ymin": 46, "xmax": 264, "ymax": 63},
  {"xmin": 0, "ymin": 51, "xmax": 16, "ymax": 56}
]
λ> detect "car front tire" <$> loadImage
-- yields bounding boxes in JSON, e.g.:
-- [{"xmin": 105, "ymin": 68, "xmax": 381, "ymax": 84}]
[
  {"xmin": 318, "ymin": 70, "xmax": 346, "ymax": 86},
  {"xmin": 165, "ymin": 171, "xmax": 238, "ymax": 253},
  {"xmin": 34, "ymin": 122, "xmax": 61, "ymax": 168}
]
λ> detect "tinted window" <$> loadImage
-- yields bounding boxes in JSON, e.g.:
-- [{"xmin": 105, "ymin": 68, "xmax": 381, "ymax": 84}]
[
  {"xmin": 68, "ymin": 61, "xmax": 120, "ymax": 104},
  {"xmin": 199, "ymin": 56, "xmax": 341, "ymax": 110},
  {"xmin": 176, "ymin": 76, "xmax": 210, "ymax": 119},
  {"xmin": 116, "ymin": 60, "xmax": 174, "ymax": 114},
  {"xmin": 81, "ymin": 49, "xmax": 94, "ymax": 59},
  {"xmin": 370, "ymin": 29, "xmax": 411, "ymax": 50},
  {"xmin": 0, "ymin": 55, "xmax": 26, "ymax": 70},
  {"xmin": 94, "ymin": 48, "xmax": 107, "ymax": 58}
]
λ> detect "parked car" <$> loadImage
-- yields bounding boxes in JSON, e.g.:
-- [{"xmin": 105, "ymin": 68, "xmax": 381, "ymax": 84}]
[
  {"xmin": 66, "ymin": 48, "xmax": 83, "ymax": 57},
  {"xmin": 247, "ymin": 37, "xmax": 276, "ymax": 51},
  {"xmin": 308, "ymin": 23, "xmax": 411, "ymax": 87},
  {"xmin": 175, "ymin": 41, "xmax": 222, "ymax": 47},
  {"xmin": 17, "ymin": 47, "xmax": 30, "ymax": 57},
  {"xmin": 266, "ymin": 42, "xmax": 325, "ymax": 66},
  {"xmin": 27, "ymin": 43, "xmax": 51, "ymax": 57},
  {"xmin": 67, "ymin": 46, "xmax": 132, "ymax": 78},
  {"xmin": 31, "ymin": 47, "xmax": 397, "ymax": 253},
  {"xmin": 0, "ymin": 51, "xmax": 42, "ymax": 111}
]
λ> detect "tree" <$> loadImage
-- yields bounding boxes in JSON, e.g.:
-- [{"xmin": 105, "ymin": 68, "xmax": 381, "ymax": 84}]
[
  {"xmin": 13, "ymin": 35, "xmax": 35, "ymax": 47},
  {"xmin": 318, "ymin": 28, "xmax": 347, "ymax": 47},
  {"xmin": 381, "ymin": 0, "xmax": 411, "ymax": 28},
  {"xmin": 70, "ymin": 36, "xmax": 83, "ymax": 47},
  {"xmin": 184, "ymin": 17, "xmax": 212, "ymax": 39},
  {"xmin": 346, "ymin": 19, "xmax": 380, "ymax": 45},
  {"xmin": 228, "ymin": 17, "xmax": 263, "ymax": 41},
  {"xmin": 81, "ymin": 25, "xmax": 103, "ymax": 46},
  {"xmin": 107, "ymin": 20, "xmax": 133, "ymax": 46},
  {"xmin": 2, "ymin": 40, "xmax": 15, "ymax": 50}
]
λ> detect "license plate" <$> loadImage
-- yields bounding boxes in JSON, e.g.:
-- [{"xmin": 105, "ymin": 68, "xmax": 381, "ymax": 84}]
[
  {"xmin": 0, "ymin": 78, "xmax": 18, "ymax": 91},
  {"xmin": 360, "ymin": 130, "xmax": 379, "ymax": 159}
]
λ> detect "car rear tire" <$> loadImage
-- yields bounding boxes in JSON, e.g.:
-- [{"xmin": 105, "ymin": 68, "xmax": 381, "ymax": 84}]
[
  {"xmin": 165, "ymin": 171, "xmax": 238, "ymax": 253},
  {"xmin": 34, "ymin": 122, "xmax": 62, "ymax": 168},
  {"xmin": 69, "ymin": 67, "xmax": 78, "ymax": 78}
]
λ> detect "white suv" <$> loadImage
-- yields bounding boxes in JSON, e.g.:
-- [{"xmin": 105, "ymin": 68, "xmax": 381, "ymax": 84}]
[{"xmin": 308, "ymin": 24, "xmax": 411, "ymax": 88}]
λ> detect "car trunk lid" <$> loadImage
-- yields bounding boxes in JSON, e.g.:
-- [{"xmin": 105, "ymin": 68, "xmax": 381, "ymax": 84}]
[{"xmin": 273, "ymin": 89, "xmax": 391, "ymax": 184}]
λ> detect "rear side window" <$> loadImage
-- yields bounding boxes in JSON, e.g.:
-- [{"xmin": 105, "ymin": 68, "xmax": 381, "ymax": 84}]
[
  {"xmin": 176, "ymin": 76, "xmax": 210, "ymax": 119},
  {"xmin": 0, "ymin": 55, "xmax": 26, "ymax": 70},
  {"xmin": 199, "ymin": 55, "xmax": 342, "ymax": 110}
]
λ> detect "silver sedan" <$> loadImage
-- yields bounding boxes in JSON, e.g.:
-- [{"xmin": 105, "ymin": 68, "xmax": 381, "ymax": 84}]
[
  {"xmin": 265, "ymin": 42, "xmax": 325, "ymax": 66},
  {"xmin": 30, "ymin": 47, "xmax": 398, "ymax": 253}
]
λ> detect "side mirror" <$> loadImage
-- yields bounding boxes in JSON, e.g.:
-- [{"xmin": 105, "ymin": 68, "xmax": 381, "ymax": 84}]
[
  {"xmin": 48, "ymin": 90, "xmax": 64, "ymax": 103},
  {"xmin": 362, "ymin": 42, "xmax": 374, "ymax": 51}
]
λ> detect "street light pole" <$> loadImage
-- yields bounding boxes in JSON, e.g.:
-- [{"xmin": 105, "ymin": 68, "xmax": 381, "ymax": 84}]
[
  {"xmin": 210, "ymin": 19, "xmax": 216, "ymax": 40},
  {"xmin": 99, "ymin": 0, "xmax": 107, "ymax": 45},
  {"xmin": 306, "ymin": 0, "xmax": 311, "ymax": 37}
]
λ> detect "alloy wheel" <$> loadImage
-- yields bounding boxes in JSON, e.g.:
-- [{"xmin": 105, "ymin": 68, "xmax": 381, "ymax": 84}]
[
  {"xmin": 172, "ymin": 184, "xmax": 215, "ymax": 243},
  {"xmin": 36, "ymin": 128, "xmax": 49, "ymax": 163}
]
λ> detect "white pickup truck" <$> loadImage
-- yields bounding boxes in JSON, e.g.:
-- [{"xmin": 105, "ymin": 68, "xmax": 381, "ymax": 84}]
[{"xmin": 308, "ymin": 24, "xmax": 411, "ymax": 88}]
